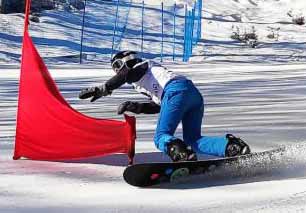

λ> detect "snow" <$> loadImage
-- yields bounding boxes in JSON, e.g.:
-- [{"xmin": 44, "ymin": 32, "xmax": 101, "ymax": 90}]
[{"xmin": 1, "ymin": 0, "xmax": 306, "ymax": 212}]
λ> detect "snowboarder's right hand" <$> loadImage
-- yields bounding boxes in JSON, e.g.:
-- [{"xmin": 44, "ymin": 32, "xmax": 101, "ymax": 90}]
[
  {"xmin": 79, "ymin": 85, "xmax": 111, "ymax": 102},
  {"xmin": 117, "ymin": 101, "xmax": 143, "ymax": 114}
]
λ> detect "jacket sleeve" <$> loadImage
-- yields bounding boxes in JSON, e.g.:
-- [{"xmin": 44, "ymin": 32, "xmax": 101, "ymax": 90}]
[
  {"xmin": 140, "ymin": 102, "xmax": 161, "ymax": 114},
  {"xmin": 104, "ymin": 69, "xmax": 128, "ymax": 92},
  {"xmin": 105, "ymin": 61, "xmax": 148, "ymax": 92}
]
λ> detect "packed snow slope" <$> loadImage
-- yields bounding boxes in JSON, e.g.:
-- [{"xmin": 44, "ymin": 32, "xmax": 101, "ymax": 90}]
[
  {"xmin": 0, "ymin": 0, "xmax": 306, "ymax": 64},
  {"xmin": 1, "ymin": 63, "xmax": 306, "ymax": 213},
  {"xmin": 1, "ymin": 0, "xmax": 306, "ymax": 212}
]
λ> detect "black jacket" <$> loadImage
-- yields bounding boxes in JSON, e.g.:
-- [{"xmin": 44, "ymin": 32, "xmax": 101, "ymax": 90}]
[{"xmin": 105, "ymin": 61, "xmax": 161, "ymax": 114}]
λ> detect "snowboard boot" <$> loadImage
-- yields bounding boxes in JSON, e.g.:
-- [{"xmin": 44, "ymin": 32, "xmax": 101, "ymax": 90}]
[
  {"xmin": 225, "ymin": 134, "xmax": 251, "ymax": 157},
  {"xmin": 167, "ymin": 139, "xmax": 197, "ymax": 162}
]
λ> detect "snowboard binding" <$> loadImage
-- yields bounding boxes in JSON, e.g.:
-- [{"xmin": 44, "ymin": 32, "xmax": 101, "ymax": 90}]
[
  {"xmin": 225, "ymin": 134, "xmax": 251, "ymax": 157},
  {"xmin": 167, "ymin": 139, "xmax": 197, "ymax": 162}
]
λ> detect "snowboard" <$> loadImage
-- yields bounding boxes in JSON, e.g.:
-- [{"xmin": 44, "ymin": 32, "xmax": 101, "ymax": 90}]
[{"xmin": 123, "ymin": 147, "xmax": 285, "ymax": 187}]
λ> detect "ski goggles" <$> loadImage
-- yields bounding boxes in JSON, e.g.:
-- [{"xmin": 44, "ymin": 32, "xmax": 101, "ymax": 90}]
[{"xmin": 111, "ymin": 54, "xmax": 138, "ymax": 73}]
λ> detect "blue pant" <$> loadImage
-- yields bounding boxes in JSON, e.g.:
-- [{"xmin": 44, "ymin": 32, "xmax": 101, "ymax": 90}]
[{"xmin": 154, "ymin": 79, "xmax": 228, "ymax": 157}]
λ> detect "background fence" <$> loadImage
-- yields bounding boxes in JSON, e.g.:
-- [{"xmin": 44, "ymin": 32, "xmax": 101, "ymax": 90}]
[{"xmin": 25, "ymin": 0, "xmax": 202, "ymax": 64}]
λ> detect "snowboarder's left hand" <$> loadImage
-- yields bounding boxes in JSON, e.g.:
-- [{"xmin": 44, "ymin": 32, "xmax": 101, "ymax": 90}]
[
  {"xmin": 79, "ymin": 85, "xmax": 111, "ymax": 102},
  {"xmin": 117, "ymin": 101, "xmax": 143, "ymax": 114}
]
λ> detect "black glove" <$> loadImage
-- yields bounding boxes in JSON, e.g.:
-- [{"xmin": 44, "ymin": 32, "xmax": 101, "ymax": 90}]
[
  {"xmin": 117, "ymin": 101, "xmax": 143, "ymax": 115},
  {"xmin": 79, "ymin": 85, "xmax": 111, "ymax": 102}
]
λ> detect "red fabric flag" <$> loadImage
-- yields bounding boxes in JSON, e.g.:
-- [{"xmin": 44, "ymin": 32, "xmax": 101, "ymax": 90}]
[{"xmin": 13, "ymin": 0, "xmax": 136, "ymax": 164}]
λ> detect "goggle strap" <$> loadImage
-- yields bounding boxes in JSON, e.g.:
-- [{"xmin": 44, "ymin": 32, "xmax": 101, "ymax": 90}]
[{"xmin": 132, "ymin": 60, "xmax": 148, "ymax": 69}]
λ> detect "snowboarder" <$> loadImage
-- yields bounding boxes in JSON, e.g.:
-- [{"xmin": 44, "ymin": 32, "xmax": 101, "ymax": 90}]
[{"xmin": 79, "ymin": 51, "xmax": 251, "ymax": 162}]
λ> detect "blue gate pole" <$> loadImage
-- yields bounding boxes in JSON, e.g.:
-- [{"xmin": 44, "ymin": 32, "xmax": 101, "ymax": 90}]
[
  {"xmin": 161, "ymin": 2, "xmax": 164, "ymax": 62},
  {"xmin": 111, "ymin": 0, "xmax": 120, "ymax": 59},
  {"xmin": 194, "ymin": 1, "xmax": 198, "ymax": 43},
  {"xmin": 191, "ymin": 9, "xmax": 194, "ymax": 55},
  {"xmin": 188, "ymin": 9, "xmax": 192, "ymax": 60},
  {"xmin": 173, "ymin": 2, "xmax": 176, "ymax": 61},
  {"xmin": 191, "ymin": 7, "xmax": 195, "ymax": 49},
  {"xmin": 199, "ymin": 0, "xmax": 202, "ymax": 40},
  {"xmin": 141, "ymin": 0, "xmax": 144, "ymax": 57},
  {"xmin": 190, "ymin": 9, "xmax": 194, "ymax": 56},
  {"xmin": 183, "ymin": 5, "xmax": 188, "ymax": 62},
  {"xmin": 80, "ymin": 0, "xmax": 87, "ymax": 64},
  {"xmin": 187, "ymin": 10, "xmax": 191, "ymax": 60},
  {"xmin": 196, "ymin": 0, "xmax": 200, "ymax": 42}
]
